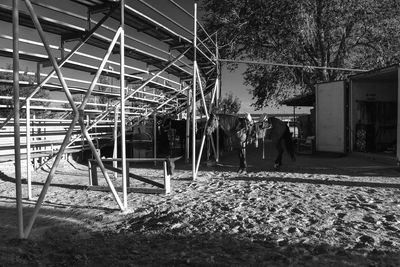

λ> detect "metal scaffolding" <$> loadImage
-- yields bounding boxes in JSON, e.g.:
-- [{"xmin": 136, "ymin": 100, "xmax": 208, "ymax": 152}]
[{"xmin": 5, "ymin": 0, "xmax": 219, "ymax": 238}]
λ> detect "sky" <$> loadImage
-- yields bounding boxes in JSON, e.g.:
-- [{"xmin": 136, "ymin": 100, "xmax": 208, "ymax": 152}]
[{"xmin": 0, "ymin": 0, "xmax": 311, "ymax": 115}]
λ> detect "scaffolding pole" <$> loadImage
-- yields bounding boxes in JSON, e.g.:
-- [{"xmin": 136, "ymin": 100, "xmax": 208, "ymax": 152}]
[
  {"xmin": 13, "ymin": 0, "xmax": 24, "ymax": 239},
  {"xmin": 215, "ymin": 33, "xmax": 220, "ymax": 162},
  {"xmin": 120, "ymin": 0, "xmax": 128, "ymax": 209},
  {"xmin": 6, "ymin": 0, "xmax": 218, "ymax": 238},
  {"xmin": 192, "ymin": 2, "xmax": 197, "ymax": 180},
  {"xmin": 26, "ymin": 98, "xmax": 32, "ymax": 200},
  {"xmin": 185, "ymin": 84, "xmax": 190, "ymax": 163},
  {"xmin": 153, "ymin": 112, "xmax": 157, "ymax": 165},
  {"xmin": 113, "ymin": 106, "xmax": 118, "ymax": 179}
]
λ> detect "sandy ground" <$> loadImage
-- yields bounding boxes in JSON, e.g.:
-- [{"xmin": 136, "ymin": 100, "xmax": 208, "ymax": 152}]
[{"xmin": 0, "ymin": 142, "xmax": 400, "ymax": 266}]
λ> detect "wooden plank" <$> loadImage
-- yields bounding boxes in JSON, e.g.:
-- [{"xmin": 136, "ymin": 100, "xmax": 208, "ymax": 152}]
[
  {"xmin": 89, "ymin": 156, "xmax": 182, "ymax": 163},
  {"xmin": 101, "ymin": 163, "xmax": 164, "ymax": 188}
]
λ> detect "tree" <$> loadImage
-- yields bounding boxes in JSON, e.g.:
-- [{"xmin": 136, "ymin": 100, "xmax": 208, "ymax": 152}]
[
  {"xmin": 216, "ymin": 92, "xmax": 241, "ymax": 114},
  {"xmin": 0, "ymin": 64, "xmax": 50, "ymax": 118},
  {"xmin": 198, "ymin": 92, "xmax": 241, "ymax": 115},
  {"xmin": 202, "ymin": 0, "xmax": 400, "ymax": 109}
]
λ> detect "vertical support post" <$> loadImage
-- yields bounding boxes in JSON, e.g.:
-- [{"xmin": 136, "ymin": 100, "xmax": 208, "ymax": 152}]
[
  {"xmin": 113, "ymin": 106, "xmax": 118, "ymax": 178},
  {"xmin": 36, "ymin": 62, "xmax": 41, "ymax": 87},
  {"xmin": 81, "ymin": 100, "xmax": 85, "ymax": 159},
  {"xmin": 163, "ymin": 160, "xmax": 171, "ymax": 194},
  {"xmin": 185, "ymin": 84, "xmax": 190, "ymax": 163},
  {"xmin": 126, "ymin": 161, "xmax": 130, "ymax": 188},
  {"xmin": 26, "ymin": 98, "xmax": 32, "ymax": 200},
  {"xmin": 88, "ymin": 160, "xmax": 92, "ymax": 185},
  {"xmin": 33, "ymin": 113, "xmax": 37, "ymax": 170},
  {"xmin": 87, "ymin": 9, "xmax": 92, "ymax": 30},
  {"xmin": 89, "ymin": 160, "xmax": 99, "ymax": 185},
  {"xmin": 262, "ymin": 136, "xmax": 265, "ymax": 159},
  {"xmin": 89, "ymin": 160, "xmax": 98, "ymax": 186},
  {"xmin": 153, "ymin": 112, "xmax": 157, "ymax": 166},
  {"xmin": 13, "ymin": 0, "xmax": 24, "ymax": 239},
  {"xmin": 120, "ymin": 0, "xmax": 128, "ymax": 209},
  {"xmin": 60, "ymin": 41, "xmax": 65, "ymax": 60},
  {"xmin": 206, "ymin": 135, "xmax": 210, "ymax": 160},
  {"xmin": 192, "ymin": 2, "xmax": 197, "ymax": 180},
  {"xmin": 293, "ymin": 106, "xmax": 296, "ymax": 138},
  {"xmin": 215, "ymin": 33, "xmax": 220, "ymax": 162},
  {"xmin": 397, "ymin": 67, "xmax": 400, "ymax": 164}
]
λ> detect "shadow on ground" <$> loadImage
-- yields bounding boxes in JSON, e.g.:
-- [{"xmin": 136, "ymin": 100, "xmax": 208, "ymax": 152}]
[{"xmin": 0, "ymin": 205, "xmax": 399, "ymax": 267}]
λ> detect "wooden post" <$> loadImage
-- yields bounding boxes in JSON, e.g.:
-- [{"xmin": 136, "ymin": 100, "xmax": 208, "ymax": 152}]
[
  {"xmin": 60, "ymin": 40, "xmax": 65, "ymax": 59},
  {"xmin": 88, "ymin": 160, "xmax": 98, "ymax": 186},
  {"xmin": 163, "ymin": 160, "xmax": 171, "ymax": 194},
  {"xmin": 88, "ymin": 160, "xmax": 93, "ymax": 185}
]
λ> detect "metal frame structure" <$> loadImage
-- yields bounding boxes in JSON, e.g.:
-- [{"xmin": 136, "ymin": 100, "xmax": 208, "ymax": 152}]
[{"xmin": 5, "ymin": 0, "xmax": 219, "ymax": 238}]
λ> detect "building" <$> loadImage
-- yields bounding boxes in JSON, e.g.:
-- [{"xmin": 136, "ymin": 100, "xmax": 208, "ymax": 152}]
[{"xmin": 315, "ymin": 64, "xmax": 398, "ymax": 163}]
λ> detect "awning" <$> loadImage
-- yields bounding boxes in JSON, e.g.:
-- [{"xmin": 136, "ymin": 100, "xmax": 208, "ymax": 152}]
[{"xmin": 280, "ymin": 93, "xmax": 315, "ymax": 107}]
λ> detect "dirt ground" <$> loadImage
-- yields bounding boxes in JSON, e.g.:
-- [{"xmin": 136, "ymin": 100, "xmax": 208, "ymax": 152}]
[{"xmin": 0, "ymin": 142, "xmax": 400, "ymax": 266}]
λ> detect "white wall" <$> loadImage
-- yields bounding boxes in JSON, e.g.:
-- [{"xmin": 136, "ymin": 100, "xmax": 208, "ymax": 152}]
[{"xmin": 316, "ymin": 81, "xmax": 346, "ymax": 153}]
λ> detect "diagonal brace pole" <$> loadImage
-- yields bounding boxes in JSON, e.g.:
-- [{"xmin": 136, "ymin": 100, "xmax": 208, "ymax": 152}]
[
  {"xmin": 23, "ymin": 0, "xmax": 82, "ymax": 238},
  {"xmin": 77, "ymin": 27, "xmax": 125, "ymax": 210}
]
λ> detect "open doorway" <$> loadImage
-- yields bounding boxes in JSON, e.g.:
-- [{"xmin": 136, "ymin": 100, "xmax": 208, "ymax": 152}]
[{"xmin": 355, "ymin": 101, "xmax": 397, "ymax": 154}]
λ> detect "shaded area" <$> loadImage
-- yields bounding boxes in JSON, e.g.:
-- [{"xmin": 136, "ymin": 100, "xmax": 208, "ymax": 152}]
[{"xmin": 0, "ymin": 204, "xmax": 399, "ymax": 267}]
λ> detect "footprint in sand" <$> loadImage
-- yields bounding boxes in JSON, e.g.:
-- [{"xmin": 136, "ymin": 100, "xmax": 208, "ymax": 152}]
[
  {"xmin": 384, "ymin": 214, "xmax": 397, "ymax": 222},
  {"xmin": 362, "ymin": 215, "xmax": 376, "ymax": 224}
]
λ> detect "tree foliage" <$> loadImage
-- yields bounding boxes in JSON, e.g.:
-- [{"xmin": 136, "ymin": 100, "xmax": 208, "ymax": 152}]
[
  {"xmin": 198, "ymin": 92, "xmax": 241, "ymax": 115},
  {"xmin": 202, "ymin": 0, "xmax": 400, "ymax": 108},
  {"xmin": 217, "ymin": 92, "xmax": 241, "ymax": 114}
]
